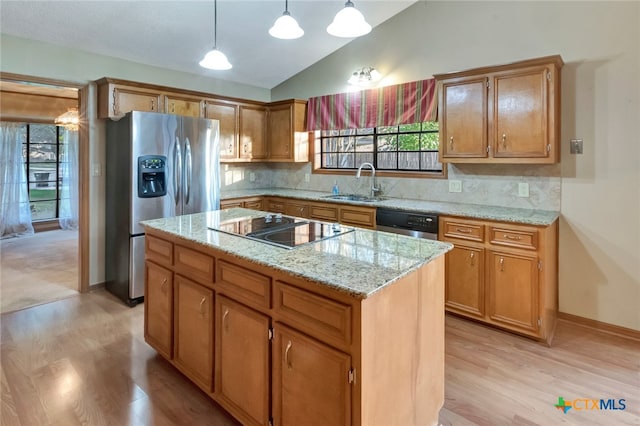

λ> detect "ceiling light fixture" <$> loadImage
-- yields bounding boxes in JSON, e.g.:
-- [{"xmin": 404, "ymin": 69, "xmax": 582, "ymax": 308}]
[
  {"xmin": 327, "ymin": 0, "xmax": 371, "ymax": 38},
  {"xmin": 55, "ymin": 108, "xmax": 79, "ymax": 130},
  {"xmin": 199, "ymin": 0, "xmax": 232, "ymax": 70},
  {"xmin": 269, "ymin": 0, "xmax": 304, "ymax": 40},
  {"xmin": 348, "ymin": 67, "xmax": 381, "ymax": 86}
]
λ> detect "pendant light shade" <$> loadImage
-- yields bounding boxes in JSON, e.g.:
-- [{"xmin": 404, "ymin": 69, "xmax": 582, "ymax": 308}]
[
  {"xmin": 269, "ymin": 0, "xmax": 304, "ymax": 39},
  {"xmin": 199, "ymin": 48, "xmax": 232, "ymax": 70},
  {"xmin": 327, "ymin": 0, "xmax": 371, "ymax": 38},
  {"xmin": 200, "ymin": 0, "xmax": 232, "ymax": 70}
]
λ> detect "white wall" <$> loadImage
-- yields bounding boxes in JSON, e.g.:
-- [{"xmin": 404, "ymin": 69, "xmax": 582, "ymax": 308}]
[{"xmin": 273, "ymin": 1, "xmax": 640, "ymax": 331}]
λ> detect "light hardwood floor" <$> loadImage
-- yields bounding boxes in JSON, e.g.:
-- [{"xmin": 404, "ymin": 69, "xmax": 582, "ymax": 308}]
[
  {"xmin": 0, "ymin": 230, "xmax": 78, "ymax": 314},
  {"xmin": 1, "ymin": 289, "xmax": 638, "ymax": 426}
]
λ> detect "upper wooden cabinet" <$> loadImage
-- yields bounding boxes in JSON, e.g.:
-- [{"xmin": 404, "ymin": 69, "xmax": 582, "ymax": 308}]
[
  {"xmin": 435, "ymin": 55, "xmax": 563, "ymax": 164},
  {"xmin": 165, "ymin": 94, "xmax": 203, "ymax": 117},
  {"xmin": 97, "ymin": 81, "xmax": 162, "ymax": 119},
  {"xmin": 205, "ymin": 100, "xmax": 239, "ymax": 160},
  {"xmin": 239, "ymin": 104, "xmax": 268, "ymax": 160},
  {"xmin": 267, "ymin": 100, "xmax": 309, "ymax": 163}
]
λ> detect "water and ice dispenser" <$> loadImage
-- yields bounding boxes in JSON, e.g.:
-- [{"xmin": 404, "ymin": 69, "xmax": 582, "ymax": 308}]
[{"xmin": 138, "ymin": 155, "xmax": 167, "ymax": 198}]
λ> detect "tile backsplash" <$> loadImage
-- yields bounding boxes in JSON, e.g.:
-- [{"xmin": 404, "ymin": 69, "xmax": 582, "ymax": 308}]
[{"xmin": 221, "ymin": 162, "xmax": 561, "ymax": 211}]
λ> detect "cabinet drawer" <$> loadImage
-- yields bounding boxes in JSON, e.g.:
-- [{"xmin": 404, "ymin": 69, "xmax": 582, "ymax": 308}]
[
  {"xmin": 217, "ymin": 260, "xmax": 272, "ymax": 310},
  {"xmin": 285, "ymin": 202, "xmax": 309, "ymax": 218},
  {"xmin": 309, "ymin": 204, "xmax": 338, "ymax": 222},
  {"xmin": 442, "ymin": 219, "xmax": 484, "ymax": 242},
  {"xmin": 266, "ymin": 199, "xmax": 286, "ymax": 214},
  {"xmin": 146, "ymin": 235, "xmax": 173, "ymax": 265},
  {"xmin": 174, "ymin": 245, "xmax": 215, "ymax": 287},
  {"xmin": 274, "ymin": 281, "xmax": 352, "ymax": 348},
  {"xmin": 339, "ymin": 207, "xmax": 375, "ymax": 228},
  {"xmin": 489, "ymin": 226, "xmax": 538, "ymax": 250},
  {"xmin": 243, "ymin": 199, "xmax": 263, "ymax": 210}
]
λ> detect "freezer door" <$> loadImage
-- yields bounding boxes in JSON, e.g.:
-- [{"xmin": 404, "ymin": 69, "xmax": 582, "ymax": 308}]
[
  {"xmin": 130, "ymin": 235, "xmax": 145, "ymax": 300},
  {"xmin": 130, "ymin": 112, "xmax": 179, "ymax": 234},
  {"xmin": 181, "ymin": 116, "xmax": 220, "ymax": 215}
]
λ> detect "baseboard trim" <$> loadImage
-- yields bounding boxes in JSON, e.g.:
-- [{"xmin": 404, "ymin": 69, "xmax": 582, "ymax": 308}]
[{"xmin": 558, "ymin": 312, "xmax": 640, "ymax": 342}]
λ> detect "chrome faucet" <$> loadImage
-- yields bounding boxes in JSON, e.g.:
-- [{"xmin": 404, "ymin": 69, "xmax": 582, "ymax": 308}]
[{"xmin": 356, "ymin": 162, "xmax": 380, "ymax": 198}]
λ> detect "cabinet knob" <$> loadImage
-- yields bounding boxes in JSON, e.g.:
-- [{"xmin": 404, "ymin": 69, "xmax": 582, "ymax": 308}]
[
  {"xmin": 470, "ymin": 251, "xmax": 475, "ymax": 266},
  {"xmin": 499, "ymin": 257, "xmax": 505, "ymax": 271},
  {"xmin": 223, "ymin": 308, "xmax": 230, "ymax": 332},
  {"xmin": 199, "ymin": 297, "xmax": 206, "ymax": 316},
  {"xmin": 161, "ymin": 278, "xmax": 167, "ymax": 293},
  {"xmin": 151, "ymin": 99, "xmax": 155, "ymax": 111},
  {"xmin": 504, "ymin": 234, "xmax": 521, "ymax": 241},
  {"xmin": 449, "ymin": 136, "xmax": 454, "ymax": 150},
  {"xmin": 502, "ymin": 133, "xmax": 507, "ymax": 149}
]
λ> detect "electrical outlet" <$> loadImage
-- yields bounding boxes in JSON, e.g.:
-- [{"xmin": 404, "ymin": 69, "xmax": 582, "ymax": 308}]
[
  {"xmin": 570, "ymin": 139, "xmax": 583, "ymax": 154},
  {"xmin": 304, "ymin": 173, "xmax": 310, "ymax": 183},
  {"xmin": 448, "ymin": 180, "xmax": 462, "ymax": 193},
  {"xmin": 92, "ymin": 163, "xmax": 102, "ymax": 177},
  {"xmin": 249, "ymin": 172, "xmax": 256, "ymax": 182},
  {"xmin": 518, "ymin": 182, "xmax": 530, "ymax": 197}
]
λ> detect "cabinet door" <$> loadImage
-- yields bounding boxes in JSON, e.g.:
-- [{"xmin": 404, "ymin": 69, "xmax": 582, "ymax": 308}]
[
  {"xmin": 273, "ymin": 324, "xmax": 351, "ymax": 426},
  {"xmin": 444, "ymin": 244, "xmax": 485, "ymax": 319},
  {"xmin": 113, "ymin": 86, "xmax": 161, "ymax": 116},
  {"xmin": 206, "ymin": 101, "xmax": 239, "ymax": 160},
  {"xmin": 487, "ymin": 251, "xmax": 539, "ymax": 336},
  {"xmin": 268, "ymin": 104, "xmax": 293, "ymax": 161},
  {"xmin": 239, "ymin": 105, "xmax": 267, "ymax": 160},
  {"xmin": 165, "ymin": 95, "xmax": 202, "ymax": 117},
  {"xmin": 439, "ymin": 77, "xmax": 488, "ymax": 159},
  {"xmin": 144, "ymin": 261, "xmax": 173, "ymax": 359},
  {"xmin": 243, "ymin": 198, "xmax": 263, "ymax": 211},
  {"xmin": 174, "ymin": 275, "xmax": 214, "ymax": 391},
  {"xmin": 285, "ymin": 200, "xmax": 309, "ymax": 218},
  {"xmin": 491, "ymin": 66, "xmax": 549, "ymax": 158},
  {"xmin": 215, "ymin": 296, "xmax": 270, "ymax": 426}
]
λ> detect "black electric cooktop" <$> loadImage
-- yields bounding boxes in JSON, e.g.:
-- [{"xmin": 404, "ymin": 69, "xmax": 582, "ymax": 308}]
[{"xmin": 209, "ymin": 214, "xmax": 354, "ymax": 249}]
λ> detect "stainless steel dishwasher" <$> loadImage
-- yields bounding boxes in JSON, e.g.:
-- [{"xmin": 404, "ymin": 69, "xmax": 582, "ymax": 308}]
[{"xmin": 376, "ymin": 208, "xmax": 439, "ymax": 240}]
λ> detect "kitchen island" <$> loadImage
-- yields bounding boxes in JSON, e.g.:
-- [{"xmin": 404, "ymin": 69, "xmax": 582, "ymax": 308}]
[{"xmin": 142, "ymin": 208, "xmax": 452, "ymax": 426}]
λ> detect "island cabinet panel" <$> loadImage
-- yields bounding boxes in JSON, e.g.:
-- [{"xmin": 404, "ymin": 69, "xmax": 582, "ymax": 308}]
[
  {"xmin": 173, "ymin": 275, "xmax": 214, "ymax": 392},
  {"xmin": 274, "ymin": 281, "xmax": 352, "ymax": 350},
  {"xmin": 144, "ymin": 261, "xmax": 173, "ymax": 359},
  {"xmin": 439, "ymin": 216, "xmax": 558, "ymax": 343},
  {"xmin": 272, "ymin": 323, "xmax": 352, "ymax": 426},
  {"xmin": 145, "ymin": 234, "xmax": 173, "ymax": 265},
  {"xmin": 215, "ymin": 296, "xmax": 270, "ymax": 426},
  {"xmin": 217, "ymin": 260, "xmax": 272, "ymax": 311},
  {"xmin": 435, "ymin": 55, "xmax": 563, "ymax": 164},
  {"xmin": 174, "ymin": 245, "xmax": 215, "ymax": 288}
]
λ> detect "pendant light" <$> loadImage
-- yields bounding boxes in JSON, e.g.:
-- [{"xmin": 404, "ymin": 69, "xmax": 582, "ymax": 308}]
[
  {"xmin": 199, "ymin": 0, "xmax": 232, "ymax": 70},
  {"xmin": 269, "ymin": 0, "xmax": 304, "ymax": 39},
  {"xmin": 327, "ymin": 0, "xmax": 371, "ymax": 38},
  {"xmin": 348, "ymin": 67, "xmax": 381, "ymax": 86}
]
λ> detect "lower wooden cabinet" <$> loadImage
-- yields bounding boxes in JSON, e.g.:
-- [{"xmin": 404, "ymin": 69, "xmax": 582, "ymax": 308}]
[
  {"xmin": 215, "ymin": 295, "xmax": 270, "ymax": 426},
  {"xmin": 144, "ymin": 261, "xmax": 173, "ymax": 359},
  {"xmin": 440, "ymin": 216, "xmax": 557, "ymax": 343},
  {"xmin": 444, "ymin": 244, "xmax": 485, "ymax": 319},
  {"xmin": 487, "ymin": 250, "xmax": 539, "ymax": 334},
  {"xmin": 173, "ymin": 275, "xmax": 214, "ymax": 391},
  {"xmin": 272, "ymin": 324, "xmax": 351, "ymax": 426}
]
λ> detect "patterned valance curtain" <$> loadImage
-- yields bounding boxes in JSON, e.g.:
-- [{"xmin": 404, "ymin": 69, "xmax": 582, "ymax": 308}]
[{"xmin": 306, "ymin": 78, "xmax": 437, "ymax": 131}]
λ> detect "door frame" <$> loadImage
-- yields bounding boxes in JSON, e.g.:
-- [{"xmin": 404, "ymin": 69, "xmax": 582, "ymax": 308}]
[{"xmin": 1, "ymin": 72, "xmax": 90, "ymax": 293}]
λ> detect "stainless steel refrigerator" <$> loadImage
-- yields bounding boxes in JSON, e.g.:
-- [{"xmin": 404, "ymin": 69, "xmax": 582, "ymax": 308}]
[{"xmin": 105, "ymin": 111, "xmax": 220, "ymax": 306}]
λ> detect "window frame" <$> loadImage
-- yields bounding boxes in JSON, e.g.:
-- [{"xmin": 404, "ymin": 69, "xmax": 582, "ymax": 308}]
[{"xmin": 312, "ymin": 123, "xmax": 446, "ymax": 179}]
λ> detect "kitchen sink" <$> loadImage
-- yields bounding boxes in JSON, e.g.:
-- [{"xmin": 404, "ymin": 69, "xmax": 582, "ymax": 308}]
[{"xmin": 322, "ymin": 194, "xmax": 387, "ymax": 202}]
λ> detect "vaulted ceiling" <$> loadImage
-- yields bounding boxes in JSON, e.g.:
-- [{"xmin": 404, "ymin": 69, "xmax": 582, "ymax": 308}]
[{"xmin": 1, "ymin": 1, "xmax": 417, "ymax": 89}]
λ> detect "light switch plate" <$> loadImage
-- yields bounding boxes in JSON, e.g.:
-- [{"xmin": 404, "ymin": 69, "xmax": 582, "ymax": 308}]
[
  {"xmin": 304, "ymin": 173, "xmax": 310, "ymax": 183},
  {"xmin": 518, "ymin": 182, "xmax": 530, "ymax": 197},
  {"xmin": 249, "ymin": 172, "xmax": 256, "ymax": 182},
  {"xmin": 92, "ymin": 163, "xmax": 102, "ymax": 177},
  {"xmin": 449, "ymin": 180, "xmax": 462, "ymax": 193}
]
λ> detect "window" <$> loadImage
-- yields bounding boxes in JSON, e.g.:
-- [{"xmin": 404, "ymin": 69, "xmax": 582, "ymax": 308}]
[
  {"xmin": 18, "ymin": 123, "xmax": 66, "ymax": 221},
  {"xmin": 316, "ymin": 122, "xmax": 442, "ymax": 174}
]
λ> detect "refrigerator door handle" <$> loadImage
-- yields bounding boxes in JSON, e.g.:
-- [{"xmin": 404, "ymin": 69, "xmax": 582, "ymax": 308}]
[
  {"xmin": 184, "ymin": 137, "xmax": 192, "ymax": 205},
  {"xmin": 174, "ymin": 136, "xmax": 182, "ymax": 206}
]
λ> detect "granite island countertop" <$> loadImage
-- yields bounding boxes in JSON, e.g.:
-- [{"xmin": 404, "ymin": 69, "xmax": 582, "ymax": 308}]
[
  {"xmin": 142, "ymin": 208, "xmax": 452, "ymax": 299},
  {"xmin": 222, "ymin": 188, "xmax": 559, "ymax": 226}
]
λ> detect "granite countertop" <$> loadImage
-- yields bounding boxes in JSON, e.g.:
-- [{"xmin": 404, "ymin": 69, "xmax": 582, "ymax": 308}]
[
  {"xmin": 222, "ymin": 188, "xmax": 560, "ymax": 226},
  {"xmin": 142, "ymin": 208, "xmax": 452, "ymax": 299}
]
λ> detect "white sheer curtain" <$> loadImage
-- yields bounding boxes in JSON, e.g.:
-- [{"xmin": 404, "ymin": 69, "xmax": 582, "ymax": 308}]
[
  {"xmin": 59, "ymin": 128, "xmax": 79, "ymax": 230},
  {"xmin": 0, "ymin": 122, "xmax": 34, "ymax": 238}
]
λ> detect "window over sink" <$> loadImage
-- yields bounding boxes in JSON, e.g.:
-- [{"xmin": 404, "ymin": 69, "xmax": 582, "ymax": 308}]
[{"xmin": 314, "ymin": 121, "xmax": 443, "ymax": 176}]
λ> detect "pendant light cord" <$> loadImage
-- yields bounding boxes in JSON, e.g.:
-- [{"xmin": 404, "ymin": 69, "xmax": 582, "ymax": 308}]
[{"xmin": 214, "ymin": 0, "xmax": 218, "ymax": 48}]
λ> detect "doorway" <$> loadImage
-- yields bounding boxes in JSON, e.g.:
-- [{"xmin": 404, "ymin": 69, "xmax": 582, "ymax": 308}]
[{"xmin": 0, "ymin": 74, "xmax": 88, "ymax": 313}]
